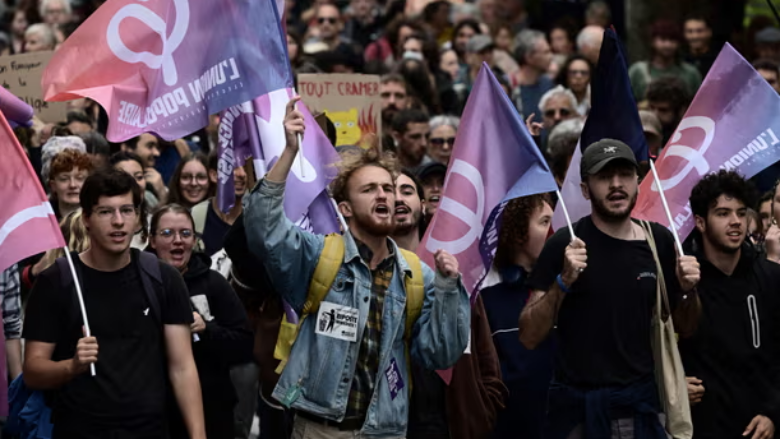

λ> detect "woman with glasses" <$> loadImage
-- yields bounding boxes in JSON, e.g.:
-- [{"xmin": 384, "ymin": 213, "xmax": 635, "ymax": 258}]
[
  {"xmin": 167, "ymin": 153, "xmax": 213, "ymax": 209},
  {"xmin": 558, "ymin": 54, "xmax": 593, "ymax": 116},
  {"xmin": 428, "ymin": 115, "xmax": 459, "ymax": 165},
  {"xmin": 149, "ymin": 204, "xmax": 253, "ymax": 439}
]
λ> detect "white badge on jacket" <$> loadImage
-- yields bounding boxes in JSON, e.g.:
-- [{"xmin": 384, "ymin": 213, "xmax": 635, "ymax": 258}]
[{"xmin": 315, "ymin": 302, "xmax": 359, "ymax": 342}]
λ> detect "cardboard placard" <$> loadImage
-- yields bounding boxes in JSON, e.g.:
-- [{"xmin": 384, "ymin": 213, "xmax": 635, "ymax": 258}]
[
  {"xmin": 298, "ymin": 74, "xmax": 381, "ymax": 148},
  {"xmin": 0, "ymin": 51, "xmax": 67, "ymax": 123}
]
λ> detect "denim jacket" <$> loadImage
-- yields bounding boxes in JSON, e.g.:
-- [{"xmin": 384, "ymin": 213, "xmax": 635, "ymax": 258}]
[{"xmin": 243, "ymin": 179, "xmax": 470, "ymax": 437}]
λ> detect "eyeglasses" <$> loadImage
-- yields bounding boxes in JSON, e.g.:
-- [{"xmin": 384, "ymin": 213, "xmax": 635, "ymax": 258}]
[
  {"xmin": 181, "ymin": 174, "xmax": 209, "ymax": 184},
  {"xmin": 94, "ymin": 205, "xmax": 138, "ymax": 220},
  {"xmin": 544, "ymin": 108, "xmax": 572, "ymax": 118},
  {"xmin": 430, "ymin": 137, "xmax": 455, "ymax": 147},
  {"xmin": 318, "ymin": 17, "xmax": 338, "ymax": 24},
  {"xmin": 568, "ymin": 69, "xmax": 590, "ymax": 77},
  {"xmin": 155, "ymin": 228, "xmax": 195, "ymax": 241}
]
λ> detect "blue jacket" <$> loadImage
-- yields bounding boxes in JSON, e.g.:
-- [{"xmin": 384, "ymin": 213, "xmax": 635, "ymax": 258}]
[{"xmin": 243, "ymin": 179, "xmax": 470, "ymax": 437}]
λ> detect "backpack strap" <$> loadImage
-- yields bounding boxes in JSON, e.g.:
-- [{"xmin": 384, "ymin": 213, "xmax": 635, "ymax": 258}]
[
  {"xmin": 304, "ymin": 234, "xmax": 345, "ymax": 315},
  {"xmin": 136, "ymin": 250, "xmax": 163, "ymax": 324},
  {"xmin": 398, "ymin": 249, "xmax": 424, "ymax": 341}
]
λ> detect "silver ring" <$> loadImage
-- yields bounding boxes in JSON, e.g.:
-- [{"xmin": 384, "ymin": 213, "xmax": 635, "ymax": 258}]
[{"xmin": 577, "ymin": 268, "xmax": 584, "ymax": 273}]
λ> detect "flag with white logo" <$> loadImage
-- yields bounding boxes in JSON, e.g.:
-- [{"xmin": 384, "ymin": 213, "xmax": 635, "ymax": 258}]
[
  {"xmin": 633, "ymin": 44, "xmax": 780, "ymax": 238},
  {"xmin": 42, "ymin": 0, "xmax": 292, "ymax": 143},
  {"xmin": 419, "ymin": 63, "xmax": 557, "ymax": 299},
  {"xmin": 552, "ymin": 28, "xmax": 648, "ymax": 231}
]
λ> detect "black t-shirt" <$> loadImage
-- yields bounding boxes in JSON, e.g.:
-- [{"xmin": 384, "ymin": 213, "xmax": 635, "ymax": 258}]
[
  {"xmin": 527, "ymin": 216, "xmax": 680, "ymax": 388},
  {"xmin": 202, "ymin": 204, "xmax": 231, "ymax": 257},
  {"xmin": 23, "ymin": 251, "xmax": 193, "ymax": 439}
]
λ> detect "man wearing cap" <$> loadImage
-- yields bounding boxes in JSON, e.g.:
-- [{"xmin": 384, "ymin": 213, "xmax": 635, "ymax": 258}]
[
  {"xmin": 519, "ymin": 139, "xmax": 702, "ymax": 439},
  {"xmin": 415, "ymin": 162, "xmax": 447, "ymax": 225},
  {"xmin": 461, "ymin": 34, "xmax": 503, "ymax": 94},
  {"xmin": 629, "ymin": 19, "xmax": 702, "ymax": 102},
  {"xmin": 756, "ymin": 27, "xmax": 780, "ymax": 63}
]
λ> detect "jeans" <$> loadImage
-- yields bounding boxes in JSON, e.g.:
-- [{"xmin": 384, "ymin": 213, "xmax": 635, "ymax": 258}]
[{"xmin": 230, "ymin": 362, "xmax": 259, "ymax": 439}]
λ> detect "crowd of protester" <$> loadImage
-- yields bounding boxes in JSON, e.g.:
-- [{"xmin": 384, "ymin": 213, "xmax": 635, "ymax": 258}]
[{"xmin": 2, "ymin": 0, "xmax": 780, "ymax": 438}]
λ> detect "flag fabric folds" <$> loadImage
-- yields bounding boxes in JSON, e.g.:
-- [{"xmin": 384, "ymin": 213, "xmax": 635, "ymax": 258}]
[
  {"xmin": 43, "ymin": 0, "xmax": 292, "ymax": 143},
  {"xmin": 419, "ymin": 63, "xmax": 558, "ymax": 300},
  {"xmin": 633, "ymin": 44, "xmax": 780, "ymax": 239},
  {"xmin": 217, "ymin": 88, "xmax": 341, "ymax": 229},
  {"xmin": 552, "ymin": 28, "xmax": 648, "ymax": 231}
]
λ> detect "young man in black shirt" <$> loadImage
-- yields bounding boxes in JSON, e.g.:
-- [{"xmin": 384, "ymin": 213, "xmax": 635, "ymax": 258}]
[
  {"xmin": 23, "ymin": 169, "xmax": 206, "ymax": 439},
  {"xmin": 519, "ymin": 139, "xmax": 702, "ymax": 439},
  {"xmin": 680, "ymin": 171, "xmax": 780, "ymax": 439}
]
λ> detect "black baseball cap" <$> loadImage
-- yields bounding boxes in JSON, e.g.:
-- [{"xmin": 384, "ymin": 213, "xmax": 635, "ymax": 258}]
[
  {"xmin": 580, "ymin": 139, "xmax": 638, "ymax": 177},
  {"xmin": 414, "ymin": 162, "xmax": 447, "ymax": 181}
]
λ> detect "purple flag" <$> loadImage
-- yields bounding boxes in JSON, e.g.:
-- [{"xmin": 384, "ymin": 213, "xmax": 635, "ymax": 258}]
[
  {"xmin": 43, "ymin": 0, "xmax": 292, "ymax": 142},
  {"xmin": 418, "ymin": 64, "xmax": 557, "ymax": 299},
  {"xmin": 634, "ymin": 43, "xmax": 780, "ymax": 238},
  {"xmin": 217, "ymin": 88, "xmax": 340, "ymax": 218}
]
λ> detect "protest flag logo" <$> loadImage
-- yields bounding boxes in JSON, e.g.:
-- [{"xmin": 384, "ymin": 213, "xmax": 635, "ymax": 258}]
[
  {"xmin": 419, "ymin": 63, "xmax": 557, "ymax": 299},
  {"xmin": 42, "ymin": 0, "xmax": 292, "ymax": 143},
  {"xmin": 552, "ymin": 28, "xmax": 648, "ymax": 231},
  {"xmin": 633, "ymin": 43, "xmax": 780, "ymax": 238}
]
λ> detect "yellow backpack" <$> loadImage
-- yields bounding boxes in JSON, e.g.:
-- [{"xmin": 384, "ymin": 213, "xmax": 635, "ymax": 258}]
[{"xmin": 273, "ymin": 234, "xmax": 424, "ymax": 374}]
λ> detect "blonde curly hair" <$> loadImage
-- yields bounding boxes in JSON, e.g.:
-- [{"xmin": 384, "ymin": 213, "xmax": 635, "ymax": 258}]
[{"xmin": 330, "ymin": 147, "xmax": 399, "ymax": 204}]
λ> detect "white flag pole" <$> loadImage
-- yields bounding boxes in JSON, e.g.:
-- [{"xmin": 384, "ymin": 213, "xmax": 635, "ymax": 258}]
[
  {"xmin": 62, "ymin": 250, "xmax": 96, "ymax": 376},
  {"xmin": 556, "ymin": 190, "xmax": 577, "ymax": 242},
  {"xmin": 649, "ymin": 160, "xmax": 685, "ymax": 255},
  {"xmin": 292, "ymin": 88, "xmax": 305, "ymax": 179}
]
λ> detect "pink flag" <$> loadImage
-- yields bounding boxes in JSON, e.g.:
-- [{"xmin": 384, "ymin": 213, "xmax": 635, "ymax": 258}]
[
  {"xmin": 633, "ymin": 44, "xmax": 780, "ymax": 238},
  {"xmin": 42, "ymin": 0, "xmax": 292, "ymax": 142},
  {"xmin": 0, "ymin": 112, "xmax": 65, "ymax": 276}
]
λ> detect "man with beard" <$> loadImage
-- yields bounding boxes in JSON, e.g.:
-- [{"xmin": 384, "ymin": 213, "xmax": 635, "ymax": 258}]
[
  {"xmin": 680, "ymin": 171, "xmax": 780, "ymax": 439},
  {"xmin": 391, "ymin": 170, "xmax": 425, "ymax": 252},
  {"xmin": 393, "ymin": 109, "xmax": 432, "ymax": 169},
  {"xmin": 243, "ymin": 97, "xmax": 470, "ymax": 438},
  {"xmin": 380, "ymin": 75, "xmax": 411, "ymax": 133},
  {"xmin": 519, "ymin": 139, "xmax": 702, "ymax": 439}
]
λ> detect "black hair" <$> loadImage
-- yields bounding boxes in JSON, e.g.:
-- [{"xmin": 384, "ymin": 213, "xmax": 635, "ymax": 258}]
[
  {"xmin": 400, "ymin": 168, "xmax": 425, "ymax": 201},
  {"xmin": 392, "ymin": 109, "xmax": 429, "ymax": 133},
  {"xmin": 451, "ymin": 19, "xmax": 482, "ymax": 55},
  {"xmin": 759, "ymin": 189, "xmax": 774, "ymax": 210},
  {"xmin": 80, "ymin": 131, "xmax": 110, "ymax": 157},
  {"xmin": 753, "ymin": 58, "xmax": 780, "ymax": 74},
  {"xmin": 646, "ymin": 76, "xmax": 690, "ymax": 111},
  {"xmin": 208, "ymin": 149, "xmax": 218, "ymax": 171},
  {"xmin": 690, "ymin": 170, "xmax": 758, "ymax": 219},
  {"xmin": 122, "ymin": 136, "xmax": 141, "ymax": 150},
  {"xmin": 557, "ymin": 54, "xmax": 594, "ymax": 88},
  {"xmin": 394, "ymin": 58, "xmax": 440, "ymax": 114},
  {"xmin": 80, "ymin": 168, "xmax": 143, "ymax": 217},
  {"xmin": 66, "ymin": 110, "xmax": 94, "ymax": 127},
  {"xmin": 683, "ymin": 13, "xmax": 711, "ymax": 29},
  {"xmin": 109, "ymin": 150, "xmax": 144, "ymax": 168},
  {"xmin": 422, "ymin": 0, "xmax": 449, "ymax": 22}
]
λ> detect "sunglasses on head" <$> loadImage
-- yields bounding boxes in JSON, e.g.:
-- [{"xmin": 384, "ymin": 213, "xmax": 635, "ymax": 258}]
[
  {"xmin": 318, "ymin": 17, "xmax": 338, "ymax": 24},
  {"xmin": 430, "ymin": 137, "xmax": 455, "ymax": 146},
  {"xmin": 544, "ymin": 108, "xmax": 572, "ymax": 118}
]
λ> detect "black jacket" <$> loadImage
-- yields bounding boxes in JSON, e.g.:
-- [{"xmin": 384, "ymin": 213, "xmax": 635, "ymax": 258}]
[
  {"xmin": 182, "ymin": 253, "xmax": 253, "ymax": 386},
  {"xmin": 679, "ymin": 243, "xmax": 780, "ymax": 438}
]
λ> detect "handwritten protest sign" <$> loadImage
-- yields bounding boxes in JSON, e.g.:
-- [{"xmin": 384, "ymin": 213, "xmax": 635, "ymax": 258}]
[
  {"xmin": 298, "ymin": 74, "xmax": 381, "ymax": 148},
  {"xmin": 0, "ymin": 51, "xmax": 66, "ymax": 123}
]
